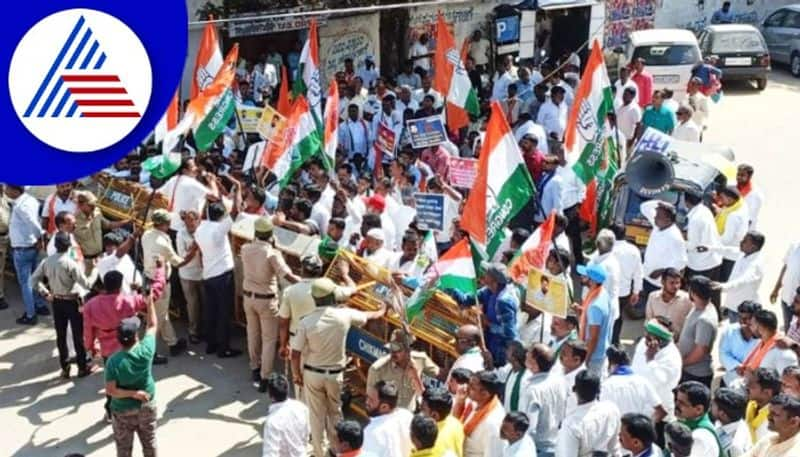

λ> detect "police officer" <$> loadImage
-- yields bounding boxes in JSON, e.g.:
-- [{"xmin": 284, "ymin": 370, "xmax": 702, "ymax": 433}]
[
  {"xmin": 241, "ymin": 216, "xmax": 300, "ymax": 391},
  {"xmin": 291, "ymin": 277, "xmax": 386, "ymax": 457},
  {"xmin": 278, "ymin": 255, "xmax": 358, "ymax": 398},
  {"xmin": 367, "ymin": 328, "xmax": 440, "ymax": 411},
  {"xmin": 0, "ymin": 185, "xmax": 10, "ymax": 310}
]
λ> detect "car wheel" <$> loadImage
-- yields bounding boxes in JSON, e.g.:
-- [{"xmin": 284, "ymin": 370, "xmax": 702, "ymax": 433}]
[
  {"xmin": 792, "ymin": 52, "xmax": 800, "ymax": 77},
  {"xmin": 756, "ymin": 78, "xmax": 767, "ymax": 90}
]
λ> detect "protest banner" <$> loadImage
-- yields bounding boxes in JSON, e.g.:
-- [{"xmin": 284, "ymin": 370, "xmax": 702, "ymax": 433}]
[
  {"xmin": 374, "ymin": 121, "xmax": 397, "ymax": 160},
  {"xmin": 448, "ymin": 157, "xmax": 478, "ymax": 188},
  {"xmin": 236, "ymin": 105, "xmax": 264, "ymax": 133},
  {"xmin": 526, "ymin": 268, "xmax": 569, "ymax": 318},
  {"xmin": 257, "ymin": 105, "xmax": 287, "ymax": 140},
  {"xmin": 407, "ymin": 115, "xmax": 447, "ymax": 149},
  {"xmin": 414, "ymin": 193, "xmax": 446, "ymax": 231}
]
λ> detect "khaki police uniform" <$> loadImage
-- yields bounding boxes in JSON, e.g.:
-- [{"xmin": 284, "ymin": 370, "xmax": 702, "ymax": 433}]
[
  {"xmin": 366, "ymin": 350, "xmax": 439, "ymax": 411},
  {"xmin": 291, "ymin": 290, "xmax": 369, "ymax": 457},
  {"xmin": 241, "ymin": 238, "xmax": 291, "ymax": 378},
  {"xmin": 73, "ymin": 205, "xmax": 107, "ymax": 271},
  {"xmin": 141, "ymin": 227, "xmax": 183, "ymax": 347},
  {"xmin": 0, "ymin": 194, "xmax": 10, "ymax": 303}
]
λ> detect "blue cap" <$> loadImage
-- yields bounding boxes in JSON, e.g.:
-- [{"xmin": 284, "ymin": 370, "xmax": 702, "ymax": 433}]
[{"xmin": 576, "ymin": 263, "xmax": 607, "ymax": 284}]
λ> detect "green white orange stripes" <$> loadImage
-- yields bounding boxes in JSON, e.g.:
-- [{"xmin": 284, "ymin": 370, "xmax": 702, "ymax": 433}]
[
  {"xmin": 405, "ymin": 239, "xmax": 476, "ymax": 321},
  {"xmin": 262, "ymin": 96, "xmax": 322, "ymax": 187}
]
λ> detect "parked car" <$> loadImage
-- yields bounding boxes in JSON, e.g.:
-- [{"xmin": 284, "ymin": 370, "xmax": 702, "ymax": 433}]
[
  {"xmin": 760, "ymin": 4, "xmax": 800, "ymax": 77},
  {"xmin": 698, "ymin": 24, "xmax": 771, "ymax": 90},
  {"xmin": 627, "ymin": 29, "xmax": 703, "ymax": 98}
]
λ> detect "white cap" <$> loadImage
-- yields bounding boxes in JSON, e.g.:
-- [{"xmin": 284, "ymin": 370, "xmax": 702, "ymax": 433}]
[{"xmin": 366, "ymin": 228, "xmax": 385, "ymax": 241}]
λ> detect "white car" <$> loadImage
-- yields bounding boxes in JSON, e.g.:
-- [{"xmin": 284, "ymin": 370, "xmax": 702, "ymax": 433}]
[{"xmin": 627, "ymin": 29, "xmax": 703, "ymax": 98}]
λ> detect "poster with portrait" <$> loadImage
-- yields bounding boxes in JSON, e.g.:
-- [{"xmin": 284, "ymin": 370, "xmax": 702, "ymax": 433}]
[
  {"xmin": 526, "ymin": 268, "xmax": 569, "ymax": 318},
  {"xmin": 604, "ymin": 0, "xmax": 656, "ymax": 49},
  {"xmin": 256, "ymin": 105, "xmax": 287, "ymax": 141}
]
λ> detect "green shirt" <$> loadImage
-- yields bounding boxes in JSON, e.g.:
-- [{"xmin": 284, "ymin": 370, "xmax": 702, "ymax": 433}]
[
  {"xmin": 105, "ymin": 334, "xmax": 156, "ymax": 412},
  {"xmin": 642, "ymin": 105, "xmax": 676, "ymax": 134}
]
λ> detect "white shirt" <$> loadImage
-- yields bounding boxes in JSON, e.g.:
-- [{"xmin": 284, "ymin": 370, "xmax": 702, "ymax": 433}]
[
  {"xmin": 720, "ymin": 251, "xmax": 765, "ymax": 312},
  {"xmin": 194, "ymin": 216, "xmax": 235, "ymax": 279},
  {"xmin": 9, "ymin": 193, "xmax": 44, "ymax": 248},
  {"xmin": 362, "ymin": 409, "xmax": 414, "ymax": 457},
  {"xmin": 310, "ymin": 200, "xmax": 331, "ymax": 236},
  {"xmin": 640, "ymin": 201, "xmax": 688, "ymax": 286},
  {"xmin": 157, "ymin": 175, "xmax": 210, "ymax": 232},
  {"xmin": 537, "ymin": 100, "xmax": 568, "ymax": 139},
  {"xmin": 412, "ymin": 88, "xmax": 443, "ymax": 110},
  {"xmin": 463, "ymin": 400, "xmax": 507, "ymax": 457},
  {"xmin": 503, "ymin": 435, "xmax": 537, "ymax": 457},
  {"xmin": 616, "ymin": 102, "xmax": 642, "ymax": 140},
  {"xmin": 96, "ymin": 252, "xmax": 142, "ymax": 294},
  {"xmin": 759, "ymin": 346, "xmax": 799, "ymax": 374},
  {"xmin": 503, "ymin": 369, "xmax": 534, "ymax": 412},
  {"xmin": 614, "ymin": 78, "xmax": 640, "ymax": 109},
  {"xmin": 556, "ymin": 364, "xmax": 585, "ymax": 417},
  {"xmin": 613, "ymin": 239, "xmax": 644, "ymax": 296},
  {"xmin": 685, "ymin": 91, "xmax": 710, "ymax": 128},
  {"xmin": 719, "ymin": 200, "xmax": 750, "ymax": 261},
  {"xmin": 408, "ymin": 41, "xmax": 431, "ymax": 71},
  {"xmin": 364, "ymin": 246, "xmax": 394, "ymax": 270},
  {"xmin": 522, "ymin": 372, "xmax": 567, "ymax": 452},
  {"xmin": 518, "ymin": 312, "xmax": 552, "ymax": 348},
  {"xmin": 691, "ymin": 427, "xmax": 721, "ymax": 457},
  {"xmin": 588, "ymin": 251, "xmax": 622, "ymax": 322},
  {"xmin": 536, "ymin": 173, "xmax": 564, "ymax": 223},
  {"xmin": 556, "ymin": 165, "xmax": 587, "ymax": 209},
  {"xmin": 492, "ymin": 71, "xmax": 516, "ymax": 102},
  {"xmin": 340, "ymin": 119, "xmax": 371, "ymax": 158},
  {"xmin": 448, "ymin": 348, "xmax": 485, "ymax": 382},
  {"xmin": 673, "ymin": 119, "xmax": 702, "ymax": 142},
  {"xmin": 631, "ymin": 339, "xmax": 682, "ymax": 419},
  {"xmin": 514, "ymin": 120, "xmax": 550, "ymax": 154},
  {"xmin": 686, "ymin": 204, "xmax": 723, "ymax": 271},
  {"xmin": 41, "ymin": 193, "xmax": 78, "ymax": 224},
  {"xmin": 744, "ymin": 186, "xmax": 764, "ymax": 230},
  {"xmin": 555, "ymin": 400, "xmax": 621, "ymax": 457},
  {"xmin": 261, "ymin": 399, "xmax": 309, "ymax": 457},
  {"xmin": 599, "ymin": 371, "xmax": 663, "ymax": 417},
  {"xmin": 176, "ymin": 228, "xmax": 202, "ymax": 281},
  {"xmin": 716, "ymin": 419, "xmax": 752, "ymax": 457},
  {"xmin": 395, "ymin": 97, "xmax": 419, "ymax": 115},
  {"xmin": 780, "ymin": 242, "xmax": 800, "ymax": 304}
]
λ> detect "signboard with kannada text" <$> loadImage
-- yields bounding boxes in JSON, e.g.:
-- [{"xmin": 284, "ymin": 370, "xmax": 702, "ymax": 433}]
[
  {"xmin": 448, "ymin": 157, "xmax": 478, "ymax": 188},
  {"xmin": 414, "ymin": 193, "xmax": 445, "ymax": 231},
  {"xmin": 407, "ymin": 115, "xmax": 447, "ymax": 149}
]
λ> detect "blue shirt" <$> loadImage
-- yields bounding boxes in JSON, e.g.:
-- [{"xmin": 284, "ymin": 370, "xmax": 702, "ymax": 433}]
[
  {"xmin": 719, "ymin": 324, "xmax": 759, "ymax": 374},
  {"xmin": 584, "ymin": 288, "xmax": 613, "ymax": 364},
  {"xmin": 642, "ymin": 105, "xmax": 676, "ymax": 134}
]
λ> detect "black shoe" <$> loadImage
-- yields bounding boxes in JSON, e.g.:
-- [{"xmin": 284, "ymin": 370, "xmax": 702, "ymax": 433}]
[
  {"xmin": 60, "ymin": 366, "xmax": 71, "ymax": 379},
  {"xmin": 258, "ymin": 380, "xmax": 268, "ymax": 393},
  {"xmin": 169, "ymin": 338, "xmax": 187, "ymax": 356},
  {"xmin": 153, "ymin": 354, "xmax": 168, "ymax": 365},
  {"xmin": 16, "ymin": 314, "xmax": 37, "ymax": 325},
  {"xmin": 188, "ymin": 335, "xmax": 202, "ymax": 344},
  {"xmin": 206, "ymin": 345, "xmax": 218, "ymax": 355},
  {"xmin": 35, "ymin": 306, "xmax": 51, "ymax": 316},
  {"xmin": 77, "ymin": 365, "xmax": 96, "ymax": 378},
  {"xmin": 252, "ymin": 368, "xmax": 262, "ymax": 383},
  {"xmin": 0, "ymin": 298, "xmax": 8, "ymax": 310},
  {"xmin": 217, "ymin": 348, "xmax": 242, "ymax": 358}
]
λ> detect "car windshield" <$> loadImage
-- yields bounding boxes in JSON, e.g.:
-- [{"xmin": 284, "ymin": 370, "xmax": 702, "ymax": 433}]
[
  {"xmin": 711, "ymin": 32, "xmax": 766, "ymax": 53},
  {"xmin": 633, "ymin": 44, "xmax": 701, "ymax": 66}
]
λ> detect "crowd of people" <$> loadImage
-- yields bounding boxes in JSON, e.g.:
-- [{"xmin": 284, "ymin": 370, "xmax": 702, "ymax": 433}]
[{"xmin": 2, "ymin": 23, "xmax": 800, "ymax": 457}]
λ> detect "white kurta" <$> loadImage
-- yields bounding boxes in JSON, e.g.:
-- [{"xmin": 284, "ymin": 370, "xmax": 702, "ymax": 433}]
[
  {"xmin": 463, "ymin": 401, "xmax": 507, "ymax": 457},
  {"xmin": 362, "ymin": 408, "xmax": 414, "ymax": 457}
]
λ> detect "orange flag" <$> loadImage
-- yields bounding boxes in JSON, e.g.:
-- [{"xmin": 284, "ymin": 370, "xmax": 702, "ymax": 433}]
[
  {"xmin": 277, "ymin": 65, "xmax": 292, "ymax": 117},
  {"xmin": 190, "ymin": 21, "xmax": 223, "ymax": 99},
  {"xmin": 509, "ymin": 211, "xmax": 555, "ymax": 284}
]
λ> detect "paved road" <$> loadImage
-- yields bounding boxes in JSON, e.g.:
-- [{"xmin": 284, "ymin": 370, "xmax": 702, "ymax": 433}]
[{"xmin": 0, "ymin": 68, "xmax": 798, "ymax": 457}]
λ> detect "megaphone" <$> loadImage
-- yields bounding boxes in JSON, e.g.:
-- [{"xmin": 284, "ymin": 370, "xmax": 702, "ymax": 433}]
[{"xmin": 625, "ymin": 152, "xmax": 675, "ymax": 198}]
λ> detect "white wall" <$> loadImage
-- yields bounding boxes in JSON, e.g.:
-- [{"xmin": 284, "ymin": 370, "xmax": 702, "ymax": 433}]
[{"xmin": 654, "ymin": 0, "xmax": 795, "ymax": 31}]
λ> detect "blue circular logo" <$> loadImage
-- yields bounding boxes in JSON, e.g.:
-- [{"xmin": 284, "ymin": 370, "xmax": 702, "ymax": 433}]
[{"xmin": 2, "ymin": 1, "xmax": 188, "ymax": 184}]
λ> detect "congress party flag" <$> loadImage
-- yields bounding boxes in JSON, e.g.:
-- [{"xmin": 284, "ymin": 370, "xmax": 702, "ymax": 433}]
[
  {"xmin": 191, "ymin": 22, "xmax": 223, "ymax": 99},
  {"xmin": 433, "ymin": 13, "xmax": 479, "ymax": 132}
]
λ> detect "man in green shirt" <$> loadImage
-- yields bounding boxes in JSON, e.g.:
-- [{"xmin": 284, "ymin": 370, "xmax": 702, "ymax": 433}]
[
  {"xmin": 105, "ymin": 278, "xmax": 159, "ymax": 457},
  {"xmin": 639, "ymin": 90, "xmax": 677, "ymax": 136}
]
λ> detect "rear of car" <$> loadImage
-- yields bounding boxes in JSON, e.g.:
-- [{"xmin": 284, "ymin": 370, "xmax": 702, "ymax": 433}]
[
  {"xmin": 628, "ymin": 29, "xmax": 703, "ymax": 98},
  {"xmin": 759, "ymin": 5, "xmax": 800, "ymax": 77},
  {"xmin": 700, "ymin": 25, "xmax": 771, "ymax": 90}
]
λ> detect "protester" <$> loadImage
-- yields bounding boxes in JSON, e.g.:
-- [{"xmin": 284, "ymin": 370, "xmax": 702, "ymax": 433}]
[
  {"xmin": 712, "ymin": 387, "xmax": 752, "ymax": 457},
  {"xmin": 556, "ymin": 370, "xmax": 622, "ymax": 456},
  {"xmin": 460, "ymin": 371, "xmax": 506, "ymax": 457},
  {"xmin": 261, "ymin": 373, "xmax": 309, "ymax": 457},
  {"xmin": 673, "ymin": 381, "xmax": 722, "ymax": 457},
  {"xmin": 679, "ymin": 276, "xmax": 719, "ymax": 387},
  {"xmin": 362, "ymin": 380, "xmax": 414, "ymax": 457}
]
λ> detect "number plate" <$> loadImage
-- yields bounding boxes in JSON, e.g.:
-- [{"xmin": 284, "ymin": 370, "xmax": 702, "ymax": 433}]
[
  {"xmin": 654, "ymin": 74, "xmax": 680, "ymax": 84},
  {"xmin": 725, "ymin": 57, "xmax": 751, "ymax": 66}
]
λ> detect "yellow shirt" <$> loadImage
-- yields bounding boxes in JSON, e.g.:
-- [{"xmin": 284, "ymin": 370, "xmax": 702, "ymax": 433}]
[{"xmin": 435, "ymin": 414, "xmax": 465, "ymax": 457}]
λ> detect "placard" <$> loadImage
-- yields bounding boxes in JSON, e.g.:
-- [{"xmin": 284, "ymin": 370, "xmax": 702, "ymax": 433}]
[
  {"xmin": 526, "ymin": 268, "xmax": 569, "ymax": 318},
  {"xmin": 257, "ymin": 104, "xmax": 287, "ymax": 141},
  {"xmin": 414, "ymin": 193, "xmax": 445, "ymax": 231},
  {"xmin": 448, "ymin": 157, "xmax": 478, "ymax": 188},
  {"xmin": 407, "ymin": 116, "xmax": 447, "ymax": 149},
  {"xmin": 236, "ymin": 105, "xmax": 264, "ymax": 134},
  {"xmin": 374, "ymin": 121, "xmax": 397, "ymax": 160}
]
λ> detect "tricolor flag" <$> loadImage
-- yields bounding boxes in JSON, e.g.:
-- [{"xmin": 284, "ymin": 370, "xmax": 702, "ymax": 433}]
[
  {"xmin": 461, "ymin": 102, "xmax": 535, "ymax": 260},
  {"xmin": 190, "ymin": 22, "xmax": 223, "ymax": 99},
  {"xmin": 405, "ymin": 238, "xmax": 476, "ymax": 321},
  {"xmin": 322, "ymin": 81, "xmax": 339, "ymax": 171},
  {"xmin": 261, "ymin": 95, "xmax": 322, "ymax": 187},
  {"xmin": 277, "ymin": 65, "xmax": 292, "ymax": 117},
  {"xmin": 508, "ymin": 211, "xmax": 555, "ymax": 284},
  {"xmin": 187, "ymin": 44, "xmax": 239, "ymax": 152},
  {"xmin": 154, "ymin": 90, "xmax": 179, "ymax": 145},
  {"xmin": 564, "ymin": 40, "xmax": 619, "ymax": 234},
  {"xmin": 433, "ymin": 13, "xmax": 479, "ymax": 132},
  {"xmin": 143, "ymin": 89, "xmax": 183, "ymax": 179},
  {"xmin": 293, "ymin": 19, "xmax": 322, "ymax": 126}
]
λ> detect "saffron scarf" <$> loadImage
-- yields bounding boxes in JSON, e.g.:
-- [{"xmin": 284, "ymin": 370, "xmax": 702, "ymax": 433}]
[
  {"xmin": 742, "ymin": 333, "xmax": 777, "ymax": 371},
  {"xmin": 462, "ymin": 396, "xmax": 499, "ymax": 436},
  {"xmin": 745, "ymin": 400, "xmax": 769, "ymax": 444},
  {"xmin": 47, "ymin": 194, "xmax": 58, "ymax": 234},
  {"xmin": 715, "ymin": 197, "xmax": 744, "ymax": 234},
  {"xmin": 579, "ymin": 285, "xmax": 603, "ymax": 339}
]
